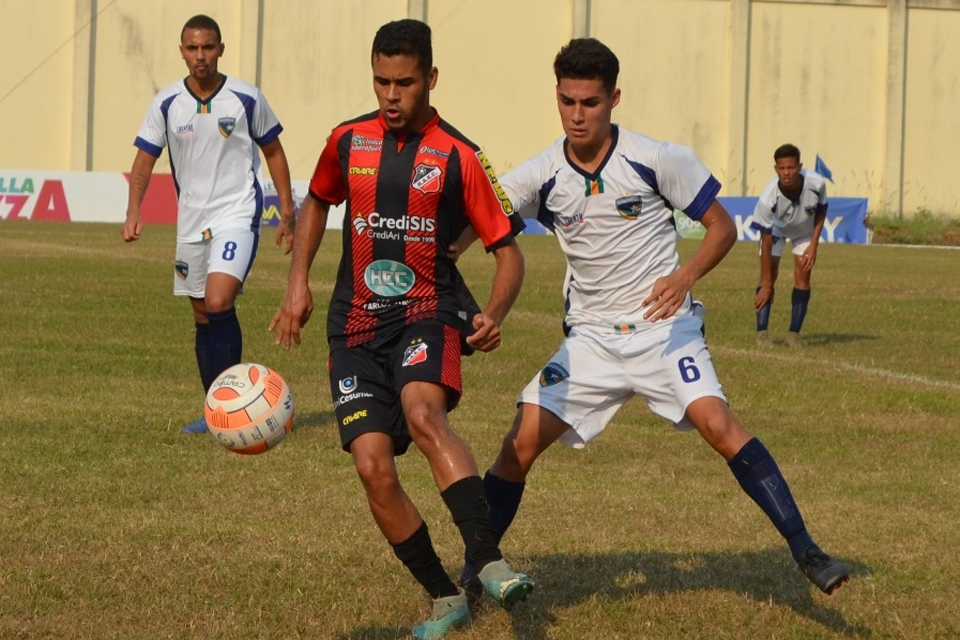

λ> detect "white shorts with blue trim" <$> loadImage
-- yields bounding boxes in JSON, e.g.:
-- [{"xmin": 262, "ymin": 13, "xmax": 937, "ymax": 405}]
[
  {"xmin": 173, "ymin": 227, "xmax": 259, "ymax": 298},
  {"xmin": 517, "ymin": 312, "xmax": 725, "ymax": 449}
]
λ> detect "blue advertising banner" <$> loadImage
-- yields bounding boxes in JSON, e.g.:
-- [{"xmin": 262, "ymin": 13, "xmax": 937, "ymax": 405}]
[
  {"xmin": 520, "ymin": 196, "xmax": 870, "ymax": 243},
  {"xmin": 718, "ymin": 197, "xmax": 869, "ymax": 244}
]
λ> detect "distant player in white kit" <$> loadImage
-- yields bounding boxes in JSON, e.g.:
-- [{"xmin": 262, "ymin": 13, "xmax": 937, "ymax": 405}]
[
  {"xmin": 750, "ymin": 143, "xmax": 828, "ymax": 348},
  {"xmin": 122, "ymin": 14, "xmax": 297, "ymax": 433},
  {"xmin": 456, "ymin": 38, "xmax": 849, "ymax": 598}
]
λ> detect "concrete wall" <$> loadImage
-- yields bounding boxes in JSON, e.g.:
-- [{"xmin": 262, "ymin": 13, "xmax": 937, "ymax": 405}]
[{"xmin": 1, "ymin": 0, "xmax": 958, "ymax": 216}]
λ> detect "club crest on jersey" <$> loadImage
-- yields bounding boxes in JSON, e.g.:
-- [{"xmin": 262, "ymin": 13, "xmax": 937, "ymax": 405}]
[
  {"xmin": 615, "ymin": 195, "xmax": 643, "ymax": 220},
  {"xmin": 539, "ymin": 362, "xmax": 569, "ymax": 387},
  {"xmin": 412, "ymin": 164, "xmax": 442, "ymax": 194},
  {"xmin": 218, "ymin": 117, "xmax": 236, "ymax": 138},
  {"xmin": 339, "ymin": 376, "xmax": 358, "ymax": 394},
  {"xmin": 175, "ymin": 261, "xmax": 189, "ymax": 280},
  {"xmin": 402, "ymin": 342, "xmax": 428, "ymax": 367}
]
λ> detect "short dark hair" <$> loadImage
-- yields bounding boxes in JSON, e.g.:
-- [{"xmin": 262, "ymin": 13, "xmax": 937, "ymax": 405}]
[
  {"xmin": 554, "ymin": 38, "xmax": 620, "ymax": 94},
  {"xmin": 372, "ymin": 19, "xmax": 433, "ymax": 76},
  {"xmin": 182, "ymin": 14, "xmax": 221, "ymax": 43},
  {"xmin": 774, "ymin": 143, "xmax": 801, "ymax": 163}
]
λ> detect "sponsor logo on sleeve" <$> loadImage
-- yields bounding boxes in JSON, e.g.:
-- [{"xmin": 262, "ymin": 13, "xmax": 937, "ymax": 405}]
[{"xmin": 475, "ymin": 151, "xmax": 514, "ymax": 214}]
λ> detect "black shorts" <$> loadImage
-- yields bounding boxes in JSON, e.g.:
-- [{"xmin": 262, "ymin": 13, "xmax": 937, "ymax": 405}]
[{"xmin": 329, "ymin": 320, "xmax": 464, "ymax": 455}]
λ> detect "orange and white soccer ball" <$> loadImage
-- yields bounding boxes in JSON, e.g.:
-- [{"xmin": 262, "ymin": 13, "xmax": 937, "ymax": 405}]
[{"xmin": 204, "ymin": 363, "xmax": 294, "ymax": 454}]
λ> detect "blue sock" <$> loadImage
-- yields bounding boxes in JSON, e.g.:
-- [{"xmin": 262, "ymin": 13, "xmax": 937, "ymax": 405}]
[
  {"xmin": 463, "ymin": 471, "xmax": 525, "ymax": 569},
  {"xmin": 789, "ymin": 288, "xmax": 811, "ymax": 333},
  {"xmin": 756, "ymin": 286, "xmax": 773, "ymax": 331},
  {"xmin": 728, "ymin": 438, "xmax": 813, "ymax": 561},
  {"xmin": 194, "ymin": 321, "xmax": 215, "ymax": 392},
  {"xmin": 198, "ymin": 308, "xmax": 242, "ymax": 392},
  {"xmin": 484, "ymin": 471, "xmax": 526, "ymax": 545}
]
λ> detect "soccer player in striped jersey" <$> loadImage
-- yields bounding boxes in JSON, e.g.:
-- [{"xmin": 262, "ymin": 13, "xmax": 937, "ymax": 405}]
[
  {"xmin": 457, "ymin": 38, "xmax": 849, "ymax": 599},
  {"xmin": 270, "ymin": 19, "xmax": 531, "ymax": 639},
  {"xmin": 122, "ymin": 14, "xmax": 297, "ymax": 434},
  {"xmin": 750, "ymin": 144, "xmax": 829, "ymax": 348}
]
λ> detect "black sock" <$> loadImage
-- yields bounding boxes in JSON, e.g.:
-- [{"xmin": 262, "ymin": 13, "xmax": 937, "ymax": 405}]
[
  {"xmin": 441, "ymin": 476, "xmax": 501, "ymax": 570},
  {"xmin": 392, "ymin": 522, "xmax": 458, "ymax": 599},
  {"xmin": 756, "ymin": 286, "xmax": 773, "ymax": 331},
  {"xmin": 728, "ymin": 438, "xmax": 813, "ymax": 561},
  {"xmin": 198, "ymin": 308, "xmax": 242, "ymax": 391},
  {"xmin": 789, "ymin": 288, "xmax": 811, "ymax": 333}
]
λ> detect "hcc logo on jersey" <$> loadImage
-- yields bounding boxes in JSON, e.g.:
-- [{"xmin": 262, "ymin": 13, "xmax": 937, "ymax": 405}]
[
  {"xmin": 218, "ymin": 117, "xmax": 236, "ymax": 138},
  {"xmin": 364, "ymin": 260, "xmax": 415, "ymax": 297}
]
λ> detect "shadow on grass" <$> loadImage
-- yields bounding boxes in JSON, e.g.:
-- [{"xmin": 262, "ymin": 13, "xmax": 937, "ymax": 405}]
[
  {"xmin": 803, "ymin": 333, "xmax": 878, "ymax": 346},
  {"xmin": 337, "ymin": 624, "xmax": 408, "ymax": 640},
  {"xmin": 291, "ymin": 409, "xmax": 336, "ymax": 432},
  {"xmin": 499, "ymin": 548, "xmax": 871, "ymax": 638}
]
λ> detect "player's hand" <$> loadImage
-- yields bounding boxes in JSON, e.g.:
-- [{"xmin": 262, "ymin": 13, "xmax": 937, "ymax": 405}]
[
  {"xmin": 754, "ymin": 284, "xmax": 774, "ymax": 311},
  {"xmin": 121, "ymin": 211, "xmax": 143, "ymax": 243},
  {"xmin": 465, "ymin": 313, "xmax": 502, "ymax": 353},
  {"xmin": 642, "ymin": 271, "xmax": 693, "ymax": 322},
  {"xmin": 447, "ymin": 242, "xmax": 462, "ymax": 263},
  {"xmin": 274, "ymin": 212, "xmax": 296, "ymax": 254},
  {"xmin": 269, "ymin": 283, "xmax": 314, "ymax": 349},
  {"xmin": 799, "ymin": 246, "xmax": 817, "ymax": 272}
]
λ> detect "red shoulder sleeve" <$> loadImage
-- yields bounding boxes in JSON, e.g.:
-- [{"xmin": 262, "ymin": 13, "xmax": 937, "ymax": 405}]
[
  {"xmin": 461, "ymin": 148, "xmax": 517, "ymax": 248},
  {"xmin": 308, "ymin": 129, "xmax": 346, "ymax": 205}
]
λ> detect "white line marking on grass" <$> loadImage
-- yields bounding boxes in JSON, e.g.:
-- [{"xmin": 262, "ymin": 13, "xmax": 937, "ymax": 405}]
[{"xmin": 714, "ymin": 346, "xmax": 960, "ymax": 392}]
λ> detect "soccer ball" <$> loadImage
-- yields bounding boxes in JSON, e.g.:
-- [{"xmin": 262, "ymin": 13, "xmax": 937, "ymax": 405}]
[{"xmin": 204, "ymin": 363, "xmax": 294, "ymax": 454}]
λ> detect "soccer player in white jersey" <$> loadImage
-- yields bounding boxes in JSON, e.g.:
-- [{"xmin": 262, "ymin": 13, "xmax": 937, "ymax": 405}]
[
  {"xmin": 122, "ymin": 14, "xmax": 297, "ymax": 434},
  {"xmin": 456, "ymin": 38, "xmax": 849, "ymax": 598},
  {"xmin": 750, "ymin": 144, "xmax": 828, "ymax": 348}
]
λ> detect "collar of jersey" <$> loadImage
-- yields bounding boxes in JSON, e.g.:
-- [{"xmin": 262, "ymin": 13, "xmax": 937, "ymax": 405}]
[
  {"xmin": 377, "ymin": 108, "xmax": 440, "ymax": 141},
  {"xmin": 183, "ymin": 74, "xmax": 227, "ymax": 105},
  {"xmin": 563, "ymin": 124, "xmax": 620, "ymax": 180}
]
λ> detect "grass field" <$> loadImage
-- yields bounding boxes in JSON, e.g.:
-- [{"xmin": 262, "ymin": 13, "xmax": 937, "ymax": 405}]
[{"xmin": 1, "ymin": 220, "xmax": 959, "ymax": 640}]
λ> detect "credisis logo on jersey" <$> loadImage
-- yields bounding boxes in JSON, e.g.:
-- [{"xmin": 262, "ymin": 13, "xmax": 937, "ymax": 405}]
[
  {"xmin": 218, "ymin": 117, "xmax": 236, "ymax": 138},
  {"xmin": 539, "ymin": 362, "xmax": 569, "ymax": 387},
  {"xmin": 402, "ymin": 342, "xmax": 428, "ymax": 367},
  {"xmin": 352, "ymin": 212, "xmax": 369, "ymax": 234}
]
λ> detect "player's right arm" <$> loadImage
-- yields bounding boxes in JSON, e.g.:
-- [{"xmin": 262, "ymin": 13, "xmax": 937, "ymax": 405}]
[
  {"xmin": 270, "ymin": 192, "xmax": 329, "ymax": 349},
  {"xmin": 122, "ymin": 149, "xmax": 158, "ymax": 242},
  {"xmin": 270, "ymin": 129, "xmax": 344, "ymax": 349}
]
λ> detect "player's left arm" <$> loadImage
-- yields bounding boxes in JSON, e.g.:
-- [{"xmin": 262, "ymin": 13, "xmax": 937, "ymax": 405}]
[
  {"xmin": 467, "ymin": 238, "xmax": 524, "ymax": 353},
  {"xmin": 801, "ymin": 186, "xmax": 829, "ymax": 272},
  {"xmin": 260, "ymin": 138, "xmax": 297, "ymax": 254},
  {"xmin": 643, "ymin": 200, "xmax": 737, "ymax": 321}
]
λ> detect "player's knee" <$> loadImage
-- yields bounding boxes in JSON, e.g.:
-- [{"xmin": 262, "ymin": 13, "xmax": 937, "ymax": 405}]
[
  {"xmin": 406, "ymin": 409, "xmax": 451, "ymax": 449},
  {"xmin": 354, "ymin": 455, "xmax": 400, "ymax": 495}
]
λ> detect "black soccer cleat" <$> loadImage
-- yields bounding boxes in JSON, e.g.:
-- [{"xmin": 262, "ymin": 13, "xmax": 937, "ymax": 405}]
[{"xmin": 797, "ymin": 544, "xmax": 850, "ymax": 595}]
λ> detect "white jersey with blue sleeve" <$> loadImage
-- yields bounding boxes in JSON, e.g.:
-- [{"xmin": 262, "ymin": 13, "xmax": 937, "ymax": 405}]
[
  {"xmin": 750, "ymin": 171, "xmax": 828, "ymax": 241},
  {"xmin": 134, "ymin": 75, "xmax": 283, "ymax": 243},
  {"xmin": 500, "ymin": 125, "xmax": 721, "ymax": 332}
]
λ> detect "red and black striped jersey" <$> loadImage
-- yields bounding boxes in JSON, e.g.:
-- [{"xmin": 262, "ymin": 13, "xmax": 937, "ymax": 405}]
[{"xmin": 309, "ymin": 110, "xmax": 523, "ymax": 347}]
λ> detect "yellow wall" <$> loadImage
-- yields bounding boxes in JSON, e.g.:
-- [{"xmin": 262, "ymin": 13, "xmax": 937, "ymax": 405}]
[{"xmin": 1, "ymin": 0, "xmax": 959, "ymax": 216}]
